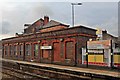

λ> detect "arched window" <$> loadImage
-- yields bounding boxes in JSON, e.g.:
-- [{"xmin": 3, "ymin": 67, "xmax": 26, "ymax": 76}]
[
  {"xmin": 25, "ymin": 44, "xmax": 31, "ymax": 56},
  {"xmin": 9, "ymin": 45, "xmax": 13, "ymax": 56},
  {"xmin": 33, "ymin": 44, "xmax": 39, "ymax": 57},
  {"xmin": 19, "ymin": 44, "xmax": 23, "ymax": 56},
  {"xmin": 4, "ymin": 45, "xmax": 8, "ymax": 55},
  {"xmin": 14, "ymin": 45, "xmax": 17, "ymax": 56}
]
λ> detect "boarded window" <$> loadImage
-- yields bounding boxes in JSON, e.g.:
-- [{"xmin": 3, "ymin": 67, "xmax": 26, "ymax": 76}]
[
  {"xmin": 53, "ymin": 42, "xmax": 60, "ymax": 62},
  {"xmin": 34, "ymin": 44, "xmax": 39, "ymax": 57},
  {"xmin": 25, "ymin": 44, "xmax": 31, "ymax": 56},
  {"xmin": 42, "ymin": 43, "xmax": 49, "ymax": 58},
  {"xmin": 66, "ymin": 41, "xmax": 74, "ymax": 59}
]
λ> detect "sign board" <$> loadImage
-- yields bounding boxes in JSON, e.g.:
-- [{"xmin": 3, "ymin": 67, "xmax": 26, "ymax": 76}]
[
  {"xmin": 113, "ymin": 48, "xmax": 120, "ymax": 53},
  {"xmin": 87, "ymin": 40, "xmax": 111, "ymax": 49},
  {"xmin": 40, "ymin": 46, "xmax": 52, "ymax": 49},
  {"xmin": 88, "ymin": 49, "xmax": 103, "ymax": 53}
]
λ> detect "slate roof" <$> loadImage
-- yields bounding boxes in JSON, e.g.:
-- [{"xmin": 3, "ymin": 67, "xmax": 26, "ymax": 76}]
[{"xmin": 40, "ymin": 20, "xmax": 69, "ymax": 29}]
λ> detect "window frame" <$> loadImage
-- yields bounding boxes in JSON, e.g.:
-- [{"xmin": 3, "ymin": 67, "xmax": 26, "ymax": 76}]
[
  {"xmin": 33, "ymin": 44, "xmax": 39, "ymax": 57},
  {"xmin": 19, "ymin": 44, "xmax": 23, "ymax": 56},
  {"xmin": 25, "ymin": 44, "xmax": 31, "ymax": 56}
]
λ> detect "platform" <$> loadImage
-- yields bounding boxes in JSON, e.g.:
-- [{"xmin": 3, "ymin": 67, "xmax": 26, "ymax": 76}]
[{"xmin": 1, "ymin": 58, "xmax": 120, "ymax": 79}]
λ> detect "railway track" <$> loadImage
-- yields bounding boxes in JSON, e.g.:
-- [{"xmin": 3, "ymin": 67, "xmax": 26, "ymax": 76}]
[
  {"xmin": 1, "ymin": 66, "xmax": 50, "ymax": 80},
  {"xmin": 1, "ymin": 66, "xmax": 92, "ymax": 80},
  {"xmin": 2, "ymin": 60, "xmax": 120, "ymax": 80}
]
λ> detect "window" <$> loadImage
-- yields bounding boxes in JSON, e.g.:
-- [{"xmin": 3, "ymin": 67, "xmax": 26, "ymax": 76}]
[
  {"xmin": 9, "ymin": 45, "xmax": 13, "ymax": 56},
  {"xmin": 25, "ymin": 44, "xmax": 31, "ymax": 56},
  {"xmin": 14, "ymin": 45, "xmax": 17, "ymax": 56},
  {"xmin": 34, "ymin": 44, "xmax": 39, "ymax": 57},
  {"xmin": 19, "ymin": 44, "xmax": 23, "ymax": 56},
  {"xmin": 4, "ymin": 46, "xmax": 8, "ymax": 55}
]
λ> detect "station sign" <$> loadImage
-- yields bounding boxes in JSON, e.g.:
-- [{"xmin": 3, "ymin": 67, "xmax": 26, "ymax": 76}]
[
  {"xmin": 88, "ymin": 49, "xmax": 103, "ymax": 53},
  {"xmin": 40, "ymin": 46, "xmax": 52, "ymax": 49},
  {"xmin": 87, "ymin": 40, "xmax": 111, "ymax": 49}
]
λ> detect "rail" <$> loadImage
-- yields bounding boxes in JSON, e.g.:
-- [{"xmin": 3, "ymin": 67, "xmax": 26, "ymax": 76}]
[{"xmin": 1, "ymin": 66, "xmax": 50, "ymax": 80}]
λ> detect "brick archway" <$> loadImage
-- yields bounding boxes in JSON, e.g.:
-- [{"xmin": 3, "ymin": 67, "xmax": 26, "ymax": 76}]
[{"xmin": 64, "ymin": 38, "xmax": 76, "ymax": 61}]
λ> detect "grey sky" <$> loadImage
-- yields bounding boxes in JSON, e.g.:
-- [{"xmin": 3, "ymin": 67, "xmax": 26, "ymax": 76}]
[
  {"xmin": 0, "ymin": 1, "xmax": 119, "ymax": 39},
  {"xmin": 118, "ymin": 2, "xmax": 120, "ymax": 37}
]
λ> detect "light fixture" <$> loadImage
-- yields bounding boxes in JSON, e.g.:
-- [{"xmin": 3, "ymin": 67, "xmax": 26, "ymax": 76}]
[{"xmin": 60, "ymin": 38, "xmax": 64, "ymax": 42}]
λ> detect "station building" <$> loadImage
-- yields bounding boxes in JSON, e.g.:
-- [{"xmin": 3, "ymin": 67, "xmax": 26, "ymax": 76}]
[{"xmin": 2, "ymin": 16, "xmax": 97, "ymax": 66}]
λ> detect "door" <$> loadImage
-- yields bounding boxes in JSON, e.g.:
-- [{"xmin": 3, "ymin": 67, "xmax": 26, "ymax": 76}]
[
  {"xmin": 42, "ymin": 43, "xmax": 49, "ymax": 58},
  {"xmin": 53, "ymin": 42, "xmax": 60, "ymax": 62}
]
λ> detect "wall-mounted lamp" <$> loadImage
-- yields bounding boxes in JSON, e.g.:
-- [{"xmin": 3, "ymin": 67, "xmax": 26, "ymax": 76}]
[
  {"xmin": 38, "ymin": 40, "xmax": 41, "ymax": 43},
  {"xmin": 60, "ymin": 38, "xmax": 64, "ymax": 42}
]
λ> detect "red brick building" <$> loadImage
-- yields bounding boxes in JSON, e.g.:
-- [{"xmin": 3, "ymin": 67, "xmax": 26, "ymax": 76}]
[{"xmin": 2, "ymin": 16, "xmax": 97, "ymax": 66}]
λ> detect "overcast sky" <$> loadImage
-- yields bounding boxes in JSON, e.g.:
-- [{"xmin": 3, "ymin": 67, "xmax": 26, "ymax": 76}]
[{"xmin": 0, "ymin": 0, "xmax": 119, "ymax": 40}]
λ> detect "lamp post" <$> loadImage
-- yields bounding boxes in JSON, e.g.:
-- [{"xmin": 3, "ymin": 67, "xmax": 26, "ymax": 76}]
[
  {"xmin": 71, "ymin": 3, "xmax": 82, "ymax": 27},
  {"xmin": 71, "ymin": 3, "xmax": 82, "ymax": 66}
]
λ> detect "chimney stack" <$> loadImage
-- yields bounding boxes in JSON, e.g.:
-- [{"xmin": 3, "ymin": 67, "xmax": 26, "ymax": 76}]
[{"xmin": 44, "ymin": 16, "xmax": 49, "ymax": 25}]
